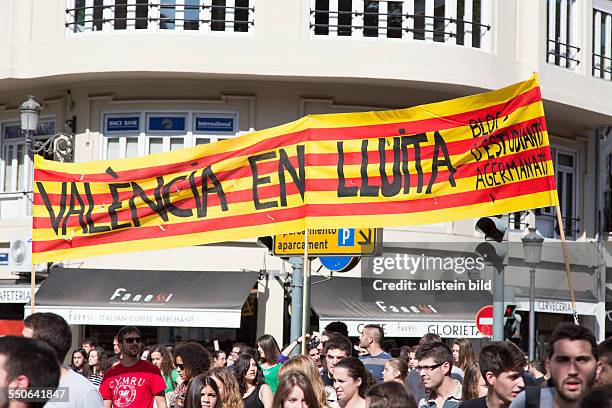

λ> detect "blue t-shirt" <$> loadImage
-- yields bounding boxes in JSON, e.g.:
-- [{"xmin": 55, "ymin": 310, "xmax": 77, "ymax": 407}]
[{"xmin": 359, "ymin": 351, "xmax": 392, "ymax": 382}]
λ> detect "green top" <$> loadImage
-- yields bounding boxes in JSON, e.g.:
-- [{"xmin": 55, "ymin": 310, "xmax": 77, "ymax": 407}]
[
  {"xmin": 163, "ymin": 369, "xmax": 180, "ymax": 394},
  {"xmin": 260, "ymin": 363, "xmax": 281, "ymax": 393}
]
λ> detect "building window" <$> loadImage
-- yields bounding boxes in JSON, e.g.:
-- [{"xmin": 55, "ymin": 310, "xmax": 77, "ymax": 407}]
[
  {"xmin": 0, "ymin": 120, "xmax": 56, "ymax": 193},
  {"xmin": 547, "ymin": 0, "xmax": 580, "ymax": 69},
  {"xmin": 101, "ymin": 111, "xmax": 238, "ymax": 160},
  {"xmin": 535, "ymin": 148, "xmax": 579, "ymax": 240},
  {"xmin": 593, "ymin": 4, "xmax": 612, "ymax": 80}
]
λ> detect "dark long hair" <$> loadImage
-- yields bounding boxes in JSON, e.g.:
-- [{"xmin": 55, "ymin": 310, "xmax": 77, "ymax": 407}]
[
  {"xmin": 234, "ymin": 351, "xmax": 264, "ymax": 395},
  {"xmin": 335, "ymin": 357, "xmax": 372, "ymax": 398},
  {"xmin": 149, "ymin": 345, "xmax": 175, "ymax": 377},
  {"xmin": 453, "ymin": 338, "xmax": 476, "ymax": 373},
  {"xmin": 174, "ymin": 342, "xmax": 212, "ymax": 381},
  {"xmin": 70, "ymin": 348, "xmax": 91, "ymax": 377},
  {"xmin": 256, "ymin": 334, "xmax": 280, "ymax": 365},
  {"xmin": 184, "ymin": 374, "xmax": 222, "ymax": 408},
  {"xmin": 89, "ymin": 346, "xmax": 109, "ymax": 375}
]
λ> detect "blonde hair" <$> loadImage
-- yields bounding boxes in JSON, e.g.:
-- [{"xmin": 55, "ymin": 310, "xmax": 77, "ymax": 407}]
[
  {"xmin": 386, "ymin": 358, "xmax": 408, "ymax": 381},
  {"xmin": 279, "ymin": 355, "xmax": 329, "ymax": 407},
  {"xmin": 209, "ymin": 366, "xmax": 243, "ymax": 408}
]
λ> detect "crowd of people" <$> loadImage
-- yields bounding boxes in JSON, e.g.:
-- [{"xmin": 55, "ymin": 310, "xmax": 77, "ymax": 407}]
[{"xmin": 0, "ymin": 313, "xmax": 611, "ymax": 408}]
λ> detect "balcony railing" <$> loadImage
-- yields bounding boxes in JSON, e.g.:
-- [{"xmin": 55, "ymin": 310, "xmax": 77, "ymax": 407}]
[
  {"xmin": 593, "ymin": 7, "xmax": 612, "ymax": 81},
  {"xmin": 536, "ymin": 213, "xmax": 580, "ymax": 241},
  {"xmin": 65, "ymin": 0, "xmax": 254, "ymax": 34},
  {"xmin": 310, "ymin": 0, "xmax": 491, "ymax": 49},
  {"xmin": 547, "ymin": 0, "xmax": 581, "ymax": 70}
]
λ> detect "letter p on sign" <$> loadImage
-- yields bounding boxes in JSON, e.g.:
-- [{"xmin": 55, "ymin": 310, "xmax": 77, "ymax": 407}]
[{"xmin": 338, "ymin": 228, "xmax": 355, "ymax": 246}]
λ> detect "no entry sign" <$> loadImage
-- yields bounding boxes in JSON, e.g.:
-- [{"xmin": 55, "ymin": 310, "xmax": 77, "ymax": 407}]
[{"xmin": 476, "ymin": 305, "xmax": 494, "ymax": 336}]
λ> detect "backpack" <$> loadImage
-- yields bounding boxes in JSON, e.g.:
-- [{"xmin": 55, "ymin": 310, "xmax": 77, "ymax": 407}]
[{"xmin": 525, "ymin": 386, "xmax": 541, "ymax": 408}]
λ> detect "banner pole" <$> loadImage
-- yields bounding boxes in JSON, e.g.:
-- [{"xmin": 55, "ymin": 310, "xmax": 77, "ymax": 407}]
[
  {"xmin": 301, "ymin": 229, "xmax": 310, "ymax": 354},
  {"xmin": 30, "ymin": 263, "xmax": 36, "ymax": 314},
  {"xmin": 555, "ymin": 206, "xmax": 579, "ymax": 325}
]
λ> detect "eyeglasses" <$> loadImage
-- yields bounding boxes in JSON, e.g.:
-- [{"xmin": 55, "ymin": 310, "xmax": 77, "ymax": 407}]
[
  {"xmin": 124, "ymin": 337, "xmax": 141, "ymax": 344},
  {"xmin": 415, "ymin": 362, "xmax": 444, "ymax": 372},
  {"xmin": 176, "ymin": 363, "xmax": 185, "ymax": 370}
]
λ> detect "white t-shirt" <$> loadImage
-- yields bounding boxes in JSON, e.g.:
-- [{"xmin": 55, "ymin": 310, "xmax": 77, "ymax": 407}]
[{"xmin": 45, "ymin": 369, "xmax": 103, "ymax": 408}]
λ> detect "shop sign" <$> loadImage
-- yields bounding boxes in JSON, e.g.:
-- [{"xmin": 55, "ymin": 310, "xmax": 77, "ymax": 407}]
[
  {"xmin": 4, "ymin": 120, "xmax": 55, "ymax": 139},
  {"xmin": 195, "ymin": 116, "xmax": 235, "ymax": 133},
  {"xmin": 0, "ymin": 287, "xmax": 37, "ymax": 303},
  {"xmin": 148, "ymin": 116, "xmax": 186, "ymax": 131},
  {"xmin": 515, "ymin": 298, "xmax": 598, "ymax": 316},
  {"xmin": 0, "ymin": 252, "xmax": 7, "ymax": 265},
  {"xmin": 321, "ymin": 319, "xmax": 484, "ymax": 338},
  {"xmin": 106, "ymin": 116, "xmax": 140, "ymax": 132}
]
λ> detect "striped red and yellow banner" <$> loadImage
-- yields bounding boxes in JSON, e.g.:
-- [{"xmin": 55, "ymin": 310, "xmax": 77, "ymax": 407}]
[{"xmin": 32, "ymin": 74, "xmax": 558, "ymax": 263}]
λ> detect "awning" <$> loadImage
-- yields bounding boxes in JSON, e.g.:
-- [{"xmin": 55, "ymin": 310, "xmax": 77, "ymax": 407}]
[
  {"xmin": 312, "ymin": 277, "xmax": 491, "ymax": 338},
  {"xmin": 26, "ymin": 268, "xmax": 259, "ymax": 328}
]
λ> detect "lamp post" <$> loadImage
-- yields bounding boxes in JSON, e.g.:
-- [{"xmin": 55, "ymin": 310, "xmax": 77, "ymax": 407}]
[
  {"xmin": 522, "ymin": 227, "xmax": 544, "ymax": 360},
  {"xmin": 20, "ymin": 95, "xmax": 41, "ymax": 161}
]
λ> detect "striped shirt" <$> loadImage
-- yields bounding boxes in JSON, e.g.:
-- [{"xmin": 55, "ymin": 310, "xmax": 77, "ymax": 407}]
[
  {"xmin": 359, "ymin": 351, "xmax": 392, "ymax": 382},
  {"xmin": 89, "ymin": 373, "xmax": 103, "ymax": 388}
]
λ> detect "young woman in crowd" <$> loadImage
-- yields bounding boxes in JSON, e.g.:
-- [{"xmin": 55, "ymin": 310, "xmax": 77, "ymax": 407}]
[
  {"xmin": 184, "ymin": 374, "xmax": 222, "ymax": 408},
  {"xmin": 398, "ymin": 346, "xmax": 418, "ymax": 371},
  {"xmin": 381, "ymin": 358, "xmax": 408, "ymax": 384},
  {"xmin": 235, "ymin": 351, "xmax": 273, "ymax": 408},
  {"xmin": 452, "ymin": 338, "xmax": 476, "ymax": 373},
  {"xmin": 70, "ymin": 348, "xmax": 91, "ymax": 377},
  {"xmin": 212, "ymin": 350, "xmax": 227, "ymax": 368},
  {"xmin": 88, "ymin": 346, "xmax": 108, "ymax": 387},
  {"xmin": 256, "ymin": 334, "xmax": 282, "ymax": 393},
  {"xmin": 461, "ymin": 362, "xmax": 488, "ymax": 401},
  {"xmin": 279, "ymin": 355, "xmax": 329, "ymax": 408},
  {"xmin": 333, "ymin": 357, "xmax": 371, "ymax": 408},
  {"xmin": 365, "ymin": 382, "xmax": 417, "ymax": 408},
  {"xmin": 170, "ymin": 342, "xmax": 212, "ymax": 408},
  {"xmin": 209, "ymin": 366, "xmax": 243, "ymax": 408},
  {"xmin": 149, "ymin": 345, "xmax": 180, "ymax": 396},
  {"xmin": 272, "ymin": 370, "xmax": 320, "ymax": 408}
]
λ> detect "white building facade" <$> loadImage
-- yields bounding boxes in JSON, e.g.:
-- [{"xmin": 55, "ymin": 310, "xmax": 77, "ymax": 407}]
[{"xmin": 0, "ymin": 0, "xmax": 611, "ymax": 353}]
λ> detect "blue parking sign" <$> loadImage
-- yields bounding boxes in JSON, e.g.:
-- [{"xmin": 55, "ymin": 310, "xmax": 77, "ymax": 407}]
[{"xmin": 337, "ymin": 228, "xmax": 355, "ymax": 246}]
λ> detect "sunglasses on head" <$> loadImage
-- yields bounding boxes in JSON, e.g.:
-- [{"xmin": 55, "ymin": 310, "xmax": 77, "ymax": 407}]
[{"xmin": 124, "ymin": 337, "xmax": 141, "ymax": 344}]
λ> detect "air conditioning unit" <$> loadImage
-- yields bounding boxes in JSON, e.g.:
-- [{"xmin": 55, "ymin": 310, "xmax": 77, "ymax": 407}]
[{"xmin": 9, "ymin": 239, "xmax": 45, "ymax": 275}]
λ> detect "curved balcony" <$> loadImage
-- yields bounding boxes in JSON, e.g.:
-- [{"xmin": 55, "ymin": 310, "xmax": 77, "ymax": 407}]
[{"xmin": 0, "ymin": 0, "xmax": 610, "ymax": 120}]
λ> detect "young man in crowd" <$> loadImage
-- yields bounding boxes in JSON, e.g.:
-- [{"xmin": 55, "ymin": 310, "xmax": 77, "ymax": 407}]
[
  {"xmin": 416, "ymin": 341, "xmax": 462, "ymax": 408},
  {"xmin": 81, "ymin": 338, "xmax": 97, "ymax": 355},
  {"xmin": 358, "ymin": 324, "xmax": 392, "ymax": 382},
  {"xmin": 509, "ymin": 323, "xmax": 600, "ymax": 408},
  {"xmin": 22, "ymin": 313, "xmax": 102, "ymax": 408},
  {"xmin": 596, "ymin": 337, "xmax": 612, "ymax": 386},
  {"xmin": 321, "ymin": 334, "xmax": 353, "ymax": 406},
  {"xmin": 461, "ymin": 341, "xmax": 525, "ymax": 408},
  {"xmin": 407, "ymin": 333, "xmax": 465, "ymax": 403},
  {"xmin": 99, "ymin": 326, "xmax": 167, "ymax": 408},
  {"xmin": 227, "ymin": 342, "xmax": 249, "ymax": 369},
  {"xmin": 0, "ymin": 336, "xmax": 60, "ymax": 408}
]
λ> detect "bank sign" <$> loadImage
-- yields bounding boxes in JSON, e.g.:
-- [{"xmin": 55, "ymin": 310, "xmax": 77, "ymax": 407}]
[
  {"xmin": 105, "ymin": 116, "xmax": 140, "ymax": 132},
  {"xmin": 320, "ymin": 319, "xmax": 484, "ymax": 338}
]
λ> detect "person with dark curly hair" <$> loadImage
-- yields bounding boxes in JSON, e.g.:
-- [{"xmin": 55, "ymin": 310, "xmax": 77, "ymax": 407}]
[
  {"xmin": 169, "ymin": 342, "xmax": 212, "ymax": 408},
  {"xmin": 234, "ymin": 350, "xmax": 273, "ymax": 408},
  {"xmin": 184, "ymin": 374, "xmax": 222, "ymax": 408}
]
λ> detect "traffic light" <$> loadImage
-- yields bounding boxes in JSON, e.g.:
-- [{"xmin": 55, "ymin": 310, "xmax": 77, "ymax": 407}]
[
  {"xmin": 504, "ymin": 304, "xmax": 517, "ymax": 317},
  {"xmin": 475, "ymin": 215, "xmax": 508, "ymax": 268}
]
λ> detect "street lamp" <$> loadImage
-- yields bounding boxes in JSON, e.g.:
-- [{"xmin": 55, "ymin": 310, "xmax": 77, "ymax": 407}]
[
  {"xmin": 522, "ymin": 227, "xmax": 544, "ymax": 360},
  {"xmin": 20, "ymin": 95, "xmax": 41, "ymax": 161}
]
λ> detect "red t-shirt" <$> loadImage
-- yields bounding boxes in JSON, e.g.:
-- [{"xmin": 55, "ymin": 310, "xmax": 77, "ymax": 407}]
[{"xmin": 100, "ymin": 359, "xmax": 166, "ymax": 408}]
